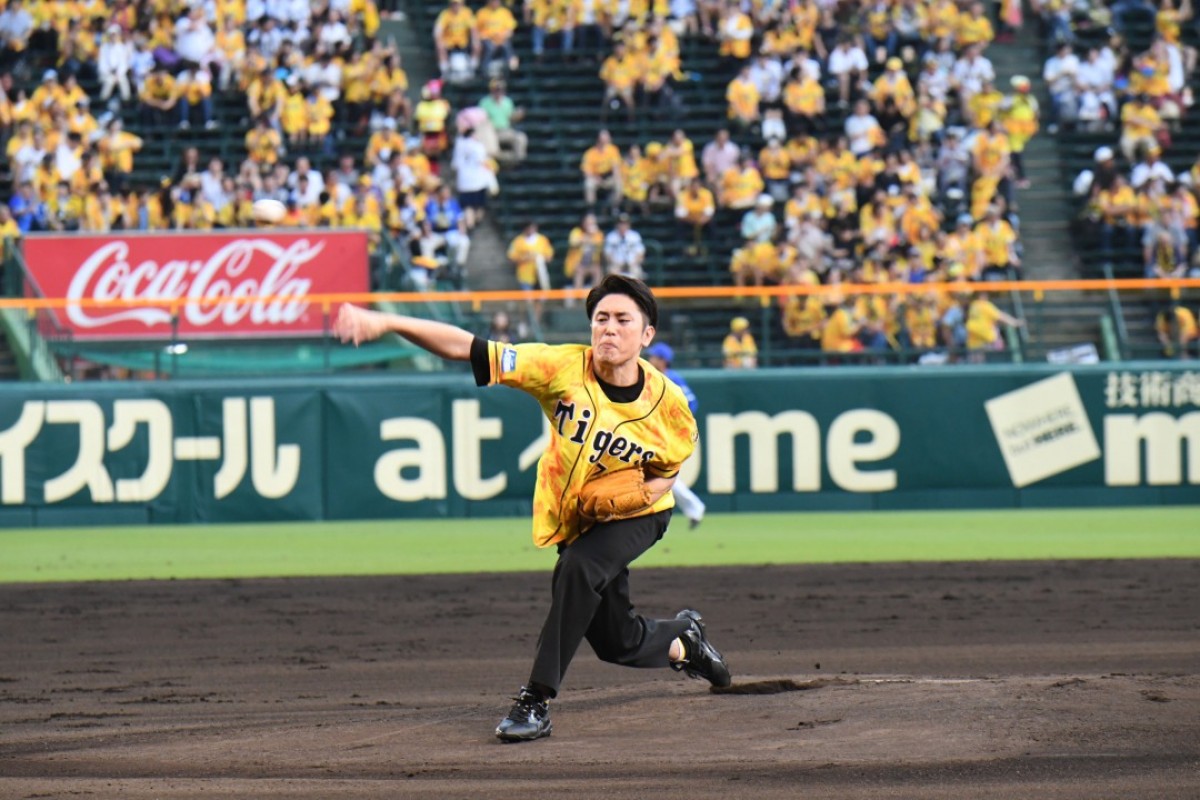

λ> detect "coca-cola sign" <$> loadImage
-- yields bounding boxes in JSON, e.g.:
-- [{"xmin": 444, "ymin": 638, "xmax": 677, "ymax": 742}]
[{"xmin": 23, "ymin": 231, "xmax": 369, "ymax": 339}]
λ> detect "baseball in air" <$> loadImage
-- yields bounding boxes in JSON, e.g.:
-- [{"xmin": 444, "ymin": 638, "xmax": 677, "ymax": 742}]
[{"xmin": 252, "ymin": 198, "xmax": 287, "ymax": 224}]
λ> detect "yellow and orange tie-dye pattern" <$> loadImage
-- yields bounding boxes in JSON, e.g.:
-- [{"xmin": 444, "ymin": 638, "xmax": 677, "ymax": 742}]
[{"xmin": 485, "ymin": 341, "xmax": 698, "ymax": 548}]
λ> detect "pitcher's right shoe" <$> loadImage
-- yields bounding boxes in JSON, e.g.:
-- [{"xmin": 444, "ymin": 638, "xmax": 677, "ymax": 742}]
[
  {"xmin": 495, "ymin": 686, "xmax": 552, "ymax": 742},
  {"xmin": 671, "ymin": 609, "xmax": 731, "ymax": 688}
]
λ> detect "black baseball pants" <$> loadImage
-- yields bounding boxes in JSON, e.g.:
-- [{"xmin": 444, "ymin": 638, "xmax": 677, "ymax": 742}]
[{"xmin": 527, "ymin": 510, "xmax": 694, "ymax": 698}]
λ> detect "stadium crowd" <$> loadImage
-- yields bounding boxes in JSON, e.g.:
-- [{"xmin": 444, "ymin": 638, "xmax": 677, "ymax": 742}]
[
  {"xmin": 517, "ymin": 0, "xmax": 1037, "ymax": 361},
  {"xmin": 0, "ymin": 0, "xmax": 503, "ymax": 292},
  {"xmin": 1044, "ymin": 0, "xmax": 1200, "ymax": 355},
  {"xmin": 4, "ymin": 0, "xmax": 1193, "ymax": 362}
]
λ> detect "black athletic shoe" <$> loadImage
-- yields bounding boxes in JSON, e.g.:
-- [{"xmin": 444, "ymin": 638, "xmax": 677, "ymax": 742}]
[
  {"xmin": 671, "ymin": 609, "xmax": 732, "ymax": 688},
  {"xmin": 495, "ymin": 687, "xmax": 552, "ymax": 742}
]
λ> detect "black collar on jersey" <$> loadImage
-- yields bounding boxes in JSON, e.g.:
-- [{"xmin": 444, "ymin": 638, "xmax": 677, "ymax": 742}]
[{"xmin": 594, "ymin": 365, "xmax": 644, "ymax": 403}]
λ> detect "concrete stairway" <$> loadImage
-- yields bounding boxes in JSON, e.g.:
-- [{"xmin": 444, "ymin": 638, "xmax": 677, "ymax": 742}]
[{"xmin": 988, "ymin": 29, "xmax": 1113, "ymax": 360}]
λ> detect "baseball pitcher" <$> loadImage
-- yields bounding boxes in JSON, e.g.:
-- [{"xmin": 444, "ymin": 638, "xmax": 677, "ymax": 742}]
[{"xmin": 334, "ymin": 275, "xmax": 731, "ymax": 742}]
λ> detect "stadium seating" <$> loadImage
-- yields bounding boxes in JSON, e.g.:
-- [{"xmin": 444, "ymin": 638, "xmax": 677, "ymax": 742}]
[{"xmin": 408, "ymin": 1, "xmax": 1029, "ymax": 367}]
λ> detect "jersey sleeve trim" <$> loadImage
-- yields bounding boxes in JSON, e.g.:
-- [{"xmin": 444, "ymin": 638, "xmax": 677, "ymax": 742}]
[{"xmin": 470, "ymin": 336, "xmax": 491, "ymax": 387}]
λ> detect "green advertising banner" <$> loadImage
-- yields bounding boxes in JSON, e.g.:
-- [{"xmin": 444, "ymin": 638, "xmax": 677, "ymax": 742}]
[{"xmin": 0, "ymin": 363, "xmax": 1196, "ymax": 527}]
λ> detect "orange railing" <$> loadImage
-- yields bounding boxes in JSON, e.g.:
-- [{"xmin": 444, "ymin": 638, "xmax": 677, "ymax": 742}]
[{"xmin": 1, "ymin": 277, "xmax": 1199, "ymax": 312}]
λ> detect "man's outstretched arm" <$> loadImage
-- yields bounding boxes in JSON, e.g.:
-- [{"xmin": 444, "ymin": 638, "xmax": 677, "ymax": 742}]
[{"xmin": 334, "ymin": 303, "xmax": 474, "ymax": 361}]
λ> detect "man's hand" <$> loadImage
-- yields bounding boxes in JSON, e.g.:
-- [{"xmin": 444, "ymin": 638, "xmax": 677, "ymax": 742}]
[{"xmin": 334, "ymin": 303, "xmax": 390, "ymax": 346}]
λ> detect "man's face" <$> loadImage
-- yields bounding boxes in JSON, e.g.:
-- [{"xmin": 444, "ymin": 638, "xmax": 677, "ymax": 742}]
[{"xmin": 590, "ymin": 293, "xmax": 654, "ymax": 370}]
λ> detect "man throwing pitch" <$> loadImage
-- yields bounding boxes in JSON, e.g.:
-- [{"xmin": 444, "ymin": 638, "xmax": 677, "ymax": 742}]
[{"xmin": 334, "ymin": 275, "xmax": 731, "ymax": 743}]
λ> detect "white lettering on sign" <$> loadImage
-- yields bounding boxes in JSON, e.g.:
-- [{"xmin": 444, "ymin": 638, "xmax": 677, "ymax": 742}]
[
  {"xmin": 1105, "ymin": 371, "xmax": 1200, "ymax": 409},
  {"xmin": 0, "ymin": 397, "xmax": 300, "ymax": 504},
  {"xmin": 65, "ymin": 239, "xmax": 323, "ymax": 330},
  {"xmin": 375, "ymin": 417, "xmax": 447, "ymax": 502},
  {"xmin": 1104, "ymin": 412, "xmax": 1200, "ymax": 486},
  {"xmin": 451, "ymin": 399, "xmax": 506, "ymax": 500},
  {"xmin": 704, "ymin": 409, "xmax": 899, "ymax": 493}
]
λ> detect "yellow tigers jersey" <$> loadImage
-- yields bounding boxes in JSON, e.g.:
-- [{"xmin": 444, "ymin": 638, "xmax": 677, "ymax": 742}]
[
  {"xmin": 507, "ymin": 233, "xmax": 554, "ymax": 286},
  {"xmin": 435, "ymin": 4, "xmax": 475, "ymax": 48},
  {"xmin": 1157, "ymin": 307, "xmax": 1198, "ymax": 340},
  {"xmin": 726, "ymin": 78, "xmax": 760, "ymax": 120},
  {"xmin": 720, "ymin": 166, "xmax": 763, "ymax": 207},
  {"xmin": 722, "ymin": 332, "xmax": 758, "ymax": 366},
  {"xmin": 904, "ymin": 303, "xmax": 938, "ymax": 348},
  {"xmin": 621, "ymin": 157, "xmax": 651, "ymax": 202},
  {"xmin": 281, "ymin": 92, "xmax": 307, "ymax": 133},
  {"xmin": 967, "ymin": 299, "xmax": 1001, "ymax": 347},
  {"xmin": 956, "ymin": 13, "xmax": 993, "ymax": 45},
  {"xmin": 476, "ymin": 4, "xmax": 517, "ymax": 43},
  {"xmin": 600, "ymin": 53, "xmax": 640, "ymax": 89},
  {"xmin": 307, "ymin": 96, "xmax": 334, "ymax": 135},
  {"xmin": 216, "ymin": 29, "xmax": 245, "ymax": 59},
  {"xmin": 676, "ymin": 188, "xmax": 715, "ymax": 222},
  {"xmin": 565, "ymin": 227, "xmax": 604, "ymax": 276},
  {"xmin": 784, "ymin": 78, "xmax": 823, "ymax": 115},
  {"xmin": 975, "ymin": 220, "xmax": 1015, "ymax": 265},
  {"xmin": 666, "ymin": 138, "xmax": 698, "ymax": 179},
  {"xmin": 758, "ymin": 147, "xmax": 790, "ymax": 181},
  {"xmin": 822, "ymin": 308, "xmax": 858, "ymax": 352},
  {"xmin": 244, "ymin": 128, "xmax": 281, "ymax": 163},
  {"xmin": 478, "ymin": 341, "xmax": 697, "ymax": 547},
  {"xmin": 783, "ymin": 296, "xmax": 825, "ymax": 340}
]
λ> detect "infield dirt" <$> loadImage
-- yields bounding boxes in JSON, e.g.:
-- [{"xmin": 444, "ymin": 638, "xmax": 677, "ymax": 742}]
[{"xmin": 1, "ymin": 559, "xmax": 1198, "ymax": 799}]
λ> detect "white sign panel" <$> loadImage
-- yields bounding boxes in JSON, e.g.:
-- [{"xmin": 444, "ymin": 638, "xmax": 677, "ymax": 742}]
[{"xmin": 985, "ymin": 373, "xmax": 1101, "ymax": 488}]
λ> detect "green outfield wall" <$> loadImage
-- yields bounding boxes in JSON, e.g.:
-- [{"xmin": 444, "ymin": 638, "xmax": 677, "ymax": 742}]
[{"xmin": 0, "ymin": 363, "xmax": 1197, "ymax": 527}]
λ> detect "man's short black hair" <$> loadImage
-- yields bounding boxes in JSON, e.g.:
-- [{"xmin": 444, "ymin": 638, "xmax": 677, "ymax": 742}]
[{"xmin": 586, "ymin": 274, "xmax": 658, "ymax": 328}]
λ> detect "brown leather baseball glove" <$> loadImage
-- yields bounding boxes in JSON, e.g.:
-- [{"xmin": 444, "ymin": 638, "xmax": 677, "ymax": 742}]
[{"xmin": 578, "ymin": 466, "xmax": 654, "ymax": 528}]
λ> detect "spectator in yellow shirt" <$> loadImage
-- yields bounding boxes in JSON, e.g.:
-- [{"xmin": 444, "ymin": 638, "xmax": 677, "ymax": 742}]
[
  {"xmin": 663, "ymin": 128, "xmax": 699, "ymax": 195},
  {"xmin": 434, "ymin": 0, "xmax": 479, "ymax": 76},
  {"xmin": 245, "ymin": 114, "xmax": 283, "ymax": 167},
  {"xmin": 307, "ymin": 92, "xmax": 336, "ymax": 157},
  {"xmin": 83, "ymin": 184, "xmax": 125, "ymax": 233},
  {"xmin": 372, "ymin": 53, "xmax": 412, "ymax": 130},
  {"xmin": 564, "ymin": 212, "xmax": 604, "ymax": 297},
  {"xmin": 526, "ymin": 0, "xmax": 576, "ymax": 61},
  {"xmin": 477, "ymin": 0, "xmax": 518, "ymax": 74},
  {"xmin": 600, "ymin": 40, "xmax": 640, "ymax": 120},
  {"xmin": 581, "ymin": 129, "xmax": 622, "ymax": 212},
  {"xmin": 956, "ymin": 2, "xmax": 994, "ymax": 48},
  {"xmin": 966, "ymin": 291, "xmax": 1022, "ymax": 359},
  {"xmin": 620, "ymin": 143, "xmax": 652, "ymax": 214},
  {"xmin": 642, "ymin": 32, "xmax": 682, "ymax": 118},
  {"xmin": 783, "ymin": 66, "xmax": 825, "ymax": 135},
  {"xmin": 281, "ymin": 79, "xmax": 309, "ymax": 147},
  {"xmin": 783, "ymin": 292, "xmax": 827, "ymax": 352},
  {"xmin": 717, "ymin": 4, "xmax": 754, "ymax": 63},
  {"xmin": 1156, "ymin": 302, "xmax": 1200, "ymax": 358},
  {"xmin": 177, "ymin": 68, "xmax": 215, "ymax": 130},
  {"xmin": 1119, "ymin": 94, "xmax": 1164, "ymax": 162},
  {"xmin": 903, "ymin": 293, "xmax": 939, "ymax": 351},
  {"xmin": 508, "ymin": 221, "xmax": 555, "ymax": 289},
  {"xmin": 822, "ymin": 298, "xmax": 864, "ymax": 355},
  {"xmin": 97, "ymin": 118, "xmax": 142, "ymax": 188},
  {"xmin": 975, "ymin": 204, "xmax": 1020, "ymax": 280},
  {"xmin": 723, "ymin": 316, "xmax": 758, "ymax": 368},
  {"xmin": 138, "ymin": 65, "xmax": 177, "ymax": 128},
  {"xmin": 719, "ymin": 155, "xmax": 765, "ymax": 210},
  {"xmin": 758, "ymin": 138, "xmax": 791, "ymax": 202},
  {"xmin": 214, "ymin": 17, "xmax": 246, "ymax": 92},
  {"xmin": 726, "ymin": 65, "xmax": 761, "ymax": 129},
  {"xmin": 342, "ymin": 50, "xmax": 374, "ymax": 133},
  {"xmin": 675, "ymin": 177, "xmax": 715, "ymax": 255},
  {"xmin": 414, "ymin": 81, "xmax": 452, "ymax": 158}
]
